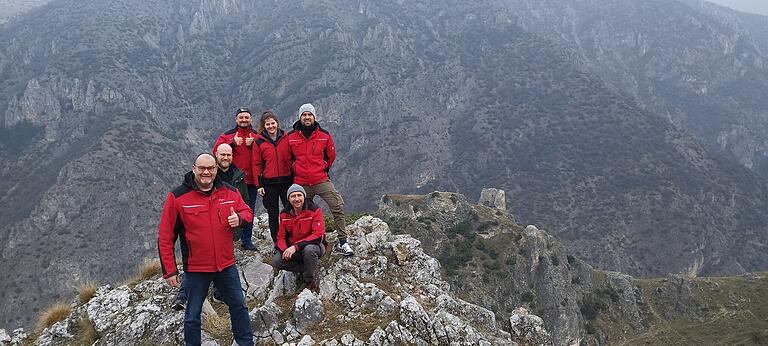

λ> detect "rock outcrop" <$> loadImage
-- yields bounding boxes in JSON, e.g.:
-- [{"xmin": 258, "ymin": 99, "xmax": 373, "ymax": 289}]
[{"xmin": 2, "ymin": 215, "xmax": 522, "ymax": 345}]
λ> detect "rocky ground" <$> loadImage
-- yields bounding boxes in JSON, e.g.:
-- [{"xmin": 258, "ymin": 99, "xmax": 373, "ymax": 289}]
[{"xmin": 0, "ymin": 214, "xmax": 548, "ymax": 346}]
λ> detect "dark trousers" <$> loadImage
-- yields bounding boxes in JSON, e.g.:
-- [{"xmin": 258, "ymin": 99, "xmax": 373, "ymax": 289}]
[
  {"xmin": 262, "ymin": 182, "xmax": 291, "ymax": 243},
  {"xmin": 240, "ymin": 184, "xmax": 258, "ymax": 245},
  {"xmin": 183, "ymin": 265, "xmax": 253, "ymax": 346},
  {"xmin": 271, "ymin": 244, "xmax": 325, "ymax": 283}
]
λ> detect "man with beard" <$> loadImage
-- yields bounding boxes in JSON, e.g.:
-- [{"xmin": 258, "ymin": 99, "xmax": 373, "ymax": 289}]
[
  {"xmin": 287, "ymin": 103, "xmax": 354, "ymax": 256},
  {"xmin": 213, "ymin": 108, "xmax": 258, "ymax": 250},
  {"xmin": 158, "ymin": 153, "xmax": 254, "ymax": 346}
]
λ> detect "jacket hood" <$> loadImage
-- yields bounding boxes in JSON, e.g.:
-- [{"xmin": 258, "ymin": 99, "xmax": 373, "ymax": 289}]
[{"xmin": 259, "ymin": 128, "xmax": 285, "ymax": 142}]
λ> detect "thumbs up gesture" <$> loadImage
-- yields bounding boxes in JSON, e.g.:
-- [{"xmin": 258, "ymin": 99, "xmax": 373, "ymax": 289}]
[
  {"xmin": 245, "ymin": 135, "xmax": 254, "ymax": 146},
  {"xmin": 227, "ymin": 207, "xmax": 240, "ymax": 228},
  {"xmin": 233, "ymin": 135, "xmax": 243, "ymax": 146}
]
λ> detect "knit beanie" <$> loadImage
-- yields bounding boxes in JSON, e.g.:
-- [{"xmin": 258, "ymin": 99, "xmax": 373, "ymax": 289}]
[
  {"xmin": 286, "ymin": 184, "xmax": 306, "ymax": 199},
  {"xmin": 298, "ymin": 103, "xmax": 316, "ymax": 119}
]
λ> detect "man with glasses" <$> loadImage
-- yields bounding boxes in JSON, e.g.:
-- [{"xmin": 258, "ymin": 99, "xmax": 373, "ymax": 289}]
[
  {"xmin": 158, "ymin": 153, "xmax": 254, "ymax": 346},
  {"xmin": 171, "ymin": 144, "xmax": 250, "ymax": 308},
  {"xmin": 213, "ymin": 107, "xmax": 258, "ymax": 250},
  {"xmin": 287, "ymin": 103, "xmax": 354, "ymax": 256}
]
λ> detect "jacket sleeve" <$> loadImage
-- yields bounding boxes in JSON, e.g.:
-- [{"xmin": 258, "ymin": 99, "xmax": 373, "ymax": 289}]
[
  {"xmin": 252, "ymin": 142, "xmax": 263, "ymax": 188},
  {"xmin": 232, "ymin": 189, "xmax": 253, "ymax": 226},
  {"xmin": 276, "ymin": 213, "xmax": 289, "ymax": 252},
  {"xmin": 295, "ymin": 208, "xmax": 325, "ymax": 250},
  {"xmin": 325, "ymin": 134, "xmax": 336, "ymax": 171},
  {"xmin": 157, "ymin": 192, "xmax": 179, "ymax": 279}
]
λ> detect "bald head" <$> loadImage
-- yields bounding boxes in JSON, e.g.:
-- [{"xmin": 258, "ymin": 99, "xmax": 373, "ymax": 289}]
[
  {"xmin": 192, "ymin": 153, "xmax": 217, "ymax": 191},
  {"xmin": 216, "ymin": 144, "xmax": 233, "ymax": 171}
]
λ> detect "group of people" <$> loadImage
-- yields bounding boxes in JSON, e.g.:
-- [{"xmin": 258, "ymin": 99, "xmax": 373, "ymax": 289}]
[{"xmin": 156, "ymin": 103, "xmax": 353, "ymax": 346}]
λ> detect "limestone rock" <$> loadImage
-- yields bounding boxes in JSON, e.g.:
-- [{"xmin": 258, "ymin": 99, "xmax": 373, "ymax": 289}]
[
  {"xmin": 293, "ymin": 290, "xmax": 324, "ymax": 334},
  {"xmin": 479, "ymin": 188, "xmax": 506, "ymax": 211},
  {"xmin": 509, "ymin": 307, "xmax": 551, "ymax": 345}
]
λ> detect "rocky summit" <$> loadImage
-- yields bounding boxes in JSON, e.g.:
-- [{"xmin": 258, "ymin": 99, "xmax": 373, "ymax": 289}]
[{"xmin": 0, "ymin": 214, "xmax": 539, "ymax": 346}]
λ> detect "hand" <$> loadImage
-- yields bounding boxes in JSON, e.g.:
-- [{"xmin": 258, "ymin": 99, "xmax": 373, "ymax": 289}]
[
  {"xmin": 227, "ymin": 207, "xmax": 240, "ymax": 228},
  {"xmin": 245, "ymin": 136, "xmax": 254, "ymax": 146},
  {"xmin": 282, "ymin": 245, "xmax": 297, "ymax": 260},
  {"xmin": 165, "ymin": 275, "xmax": 180, "ymax": 288},
  {"xmin": 233, "ymin": 135, "xmax": 243, "ymax": 146},
  {"xmin": 258, "ymin": 187, "xmax": 265, "ymax": 197}
]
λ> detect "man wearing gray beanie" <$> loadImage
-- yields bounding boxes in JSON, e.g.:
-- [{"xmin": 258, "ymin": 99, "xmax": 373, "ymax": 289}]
[
  {"xmin": 286, "ymin": 103, "xmax": 354, "ymax": 256},
  {"xmin": 272, "ymin": 184, "xmax": 326, "ymax": 291}
]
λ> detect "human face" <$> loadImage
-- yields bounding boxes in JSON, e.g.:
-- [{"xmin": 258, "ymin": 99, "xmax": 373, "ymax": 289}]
[
  {"xmin": 216, "ymin": 146, "xmax": 233, "ymax": 170},
  {"xmin": 289, "ymin": 191, "xmax": 305, "ymax": 210},
  {"xmin": 264, "ymin": 117, "xmax": 278, "ymax": 136},
  {"xmin": 300, "ymin": 111, "xmax": 315, "ymax": 127},
  {"xmin": 192, "ymin": 155, "xmax": 217, "ymax": 190},
  {"xmin": 235, "ymin": 112, "xmax": 252, "ymax": 128}
]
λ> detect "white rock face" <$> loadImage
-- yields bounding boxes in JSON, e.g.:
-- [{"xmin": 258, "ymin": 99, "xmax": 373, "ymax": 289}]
[{"xmin": 479, "ymin": 187, "xmax": 506, "ymax": 211}]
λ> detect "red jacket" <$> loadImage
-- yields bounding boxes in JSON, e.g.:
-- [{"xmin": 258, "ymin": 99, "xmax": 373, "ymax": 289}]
[
  {"xmin": 157, "ymin": 172, "xmax": 254, "ymax": 277},
  {"xmin": 276, "ymin": 201, "xmax": 325, "ymax": 252},
  {"xmin": 251, "ymin": 129, "xmax": 293, "ymax": 188},
  {"xmin": 287, "ymin": 121, "xmax": 336, "ymax": 186},
  {"xmin": 213, "ymin": 126, "xmax": 256, "ymax": 185}
]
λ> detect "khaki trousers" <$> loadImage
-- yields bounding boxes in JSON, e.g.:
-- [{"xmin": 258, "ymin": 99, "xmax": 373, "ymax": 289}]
[{"xmin": 302, "ymin": 180, "xmax": 347, "ymax": 241}]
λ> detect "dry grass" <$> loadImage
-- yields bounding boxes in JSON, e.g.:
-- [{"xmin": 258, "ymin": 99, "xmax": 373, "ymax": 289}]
[
  {"xmin": 37, "ymin": 302, "xmax": 70, "ymax": 330},
  {"xmin": 202, "ymin": 313, "xmax": 232, "ymax": 345},
  {"xmin": 73, "ymin": 318, "xmax": 98, "ymax": 345},
  {"xmin": 77, "ymin": 282, "xmax": 98, "ymax": 305},
  {"xmin": 127, "ymin": 259, "xmax": 162, "ymax": 287}
]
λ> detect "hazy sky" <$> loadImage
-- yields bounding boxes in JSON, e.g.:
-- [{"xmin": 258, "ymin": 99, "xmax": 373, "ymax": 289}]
[{"xmin": 708, "ymin": 0, "xmax": 768, "ymax": 15}]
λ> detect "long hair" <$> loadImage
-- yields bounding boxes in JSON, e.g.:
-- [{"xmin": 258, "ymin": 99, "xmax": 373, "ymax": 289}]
[{"xmin": 258, "ymin": 110, "xmax": 281, "ymax": 134}]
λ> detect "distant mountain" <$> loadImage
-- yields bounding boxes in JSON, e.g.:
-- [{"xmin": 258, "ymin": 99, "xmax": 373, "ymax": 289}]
[
  {"xmin": 1, "ymin": 0, "xmax": 768, "ymax": 330},
  {"xmin": 500, "ymin": 0, "xmax": 768, "ymax": 175},
  {"xmin": 0, "ymin": 0, "xmax": 52, "ymax": 24}
]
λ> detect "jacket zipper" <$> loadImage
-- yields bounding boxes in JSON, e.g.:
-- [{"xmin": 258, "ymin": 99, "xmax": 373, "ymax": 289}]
[{"xmin": 210, "ymin": 194, "xmax": 218, "ymax": 271}]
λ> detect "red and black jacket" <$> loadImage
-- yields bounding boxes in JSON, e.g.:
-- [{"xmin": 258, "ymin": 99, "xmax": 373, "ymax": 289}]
[
  {"xmin": 157, "ymin": 172, "xmax": 254, "ymax": 278},
  {"xmin": 251, "ymin": 129, "xmax": 293, "ymax": 188},
  {"xmin": 213, "ymin": 126, "xmax": 256, "ymax": 185},
  {"xmin": 286, "ymin": 121, "xmax": 336, "ymax": 186},
  {"xmin": 276, "ymin": 200, "xmax": 325, "ymax": 252}
]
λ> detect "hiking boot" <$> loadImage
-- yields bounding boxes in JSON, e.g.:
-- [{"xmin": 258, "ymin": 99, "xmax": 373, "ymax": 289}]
[
  {"xmin": 241, "ymin": 242, "xmax": 257, "ymax": 251},
  {"xmin": 295, "ymin": 280, "xmax": 308, "ymax": 293},
  {"xmin": 172, "ymin": 294, "xmax": 186, "ymax": 311},
  {"xmin": 306, "ymin": 280, "xmax": 320, "ymax": 293},
  {"xmin": 334, "ymin": 242, "xmax": 354, "ymax": 257}
]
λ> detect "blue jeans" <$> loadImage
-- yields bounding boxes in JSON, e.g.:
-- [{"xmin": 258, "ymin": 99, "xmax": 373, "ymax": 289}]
[
  {"xmin": 240, "ymin": 184, "xmax": 258, "ymax": 245},
  {"xmin": 183, "ymin": 265, "xmax": 253, "ymax": 346}
]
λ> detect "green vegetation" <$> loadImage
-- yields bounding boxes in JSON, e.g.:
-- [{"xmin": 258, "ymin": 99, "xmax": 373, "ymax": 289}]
[{"xmin": 592, "ymin": 273, "xmax": 768, "ymax": 345}]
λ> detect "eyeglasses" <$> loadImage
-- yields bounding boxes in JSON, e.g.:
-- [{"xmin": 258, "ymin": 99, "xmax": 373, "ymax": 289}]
[{"xmin": 194, "ymin": 165, "xmax": 217, "ymax": 173}]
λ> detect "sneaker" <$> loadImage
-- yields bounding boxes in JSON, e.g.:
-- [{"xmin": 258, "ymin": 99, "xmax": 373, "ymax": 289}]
[
  {"xmin": 172, "ymin": 295, "xmax": 186, "ymax": 311},
  {"xmin": 241, "ymin": 242, "xmax": 257, "ymax": 251},
  {"xmin": 334, "ymin": 242, "xmax": 354, "ymax": 257}
]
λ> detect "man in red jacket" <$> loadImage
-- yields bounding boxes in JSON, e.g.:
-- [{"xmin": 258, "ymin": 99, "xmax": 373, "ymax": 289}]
[
  {"xmin": 213, "ymin": 107, "xmax": 258, "ymax": 250},
  {"xmin": 287, "ymin": 103, "xmax": 354, "ymax": 257},
  {"xmin": 157, "ymin": 153, "xmax": 254, "ymax": 346},
  {"xmin": 272, "ymin": 184, "xmax": 326, "ymax": 291}
]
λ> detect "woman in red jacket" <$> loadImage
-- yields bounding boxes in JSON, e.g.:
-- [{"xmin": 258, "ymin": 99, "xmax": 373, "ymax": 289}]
[{"xmin": 252, "ymin": 110, "xmax": 293, "ymax": 243}]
